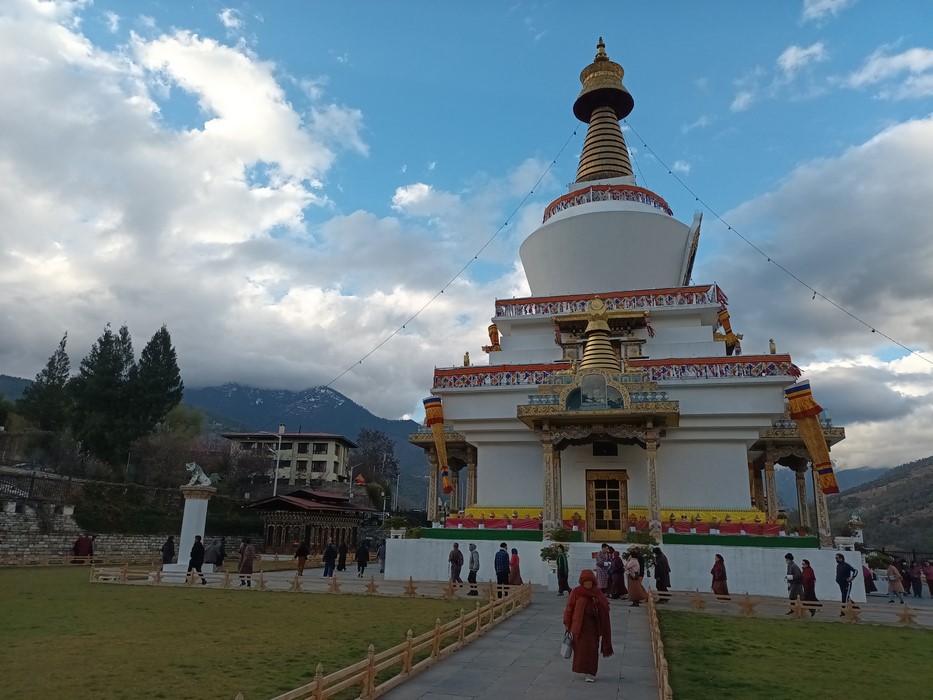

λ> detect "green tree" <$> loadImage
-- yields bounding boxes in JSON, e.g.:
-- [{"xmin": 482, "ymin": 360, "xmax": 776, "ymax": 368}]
[
  {"xmin": 17, "ymin": 333, "xmax": 72, "ymax": 431},
  {"xmin": 128, "ymin": 404, "xmax": 203, "ymax": 487},
  {"xmin": 131, "ymin": 324, "xmax": 184, "ymax": 434},
  {"xmin": 0, "ymin": 392, "xmax": 15, "ymax": 428},
  {"xmin": 350, "ymin": 428, "xmax": 399, "ymax": 484},
  {"xmin": 69, "ymin": 324, "xmax": 137, "ymax": 465}
]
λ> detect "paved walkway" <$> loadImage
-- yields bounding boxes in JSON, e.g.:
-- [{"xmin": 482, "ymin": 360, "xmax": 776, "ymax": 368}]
[{"xmin": 380, "ymin": 586, "xmax": 660, "ymax": 700}]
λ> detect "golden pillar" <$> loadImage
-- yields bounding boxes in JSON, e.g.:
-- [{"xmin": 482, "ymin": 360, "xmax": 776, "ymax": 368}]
[
  {"xmin": 763, "ymin": 457, "xmax": 778, "ymax": 519},
  {"xmin": 427, "ymin": 449, "xmax": 439, "ymax": 521},
  {"xmin": 794, "ymin": 466, "xmax": 811, "ymax": 528},
  {"xmin": 753, "ymin": 467, "xmax": 765, "ymax": 511},
  {"xmin": 646, "ymin": 424, "xmax": 662, "ymax": 541},
  {"xmin": 811, "ymin": 463, "xmax": 833, "ymax": 546},
  {"xmin": 466, "ymin": 449, "xmax": 477, "ymax": 508},
  {"xmin": 541, "ymin": 432, "xmax": 563, "ymax": 533}
]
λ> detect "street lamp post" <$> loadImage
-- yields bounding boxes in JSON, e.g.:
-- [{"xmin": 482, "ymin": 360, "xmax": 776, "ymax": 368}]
[{"xmin": 272, "ymin": 423, "xmax": 285, "ymax": 498}]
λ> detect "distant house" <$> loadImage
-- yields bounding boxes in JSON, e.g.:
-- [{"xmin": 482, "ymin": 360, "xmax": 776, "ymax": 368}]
[
  {"xmin": 247, "ymin": 487, "xmax": 375, "ymax": 553},
  {"xmin": 221, "ymin": 432, "xmax": 358, "ymax": 487}
]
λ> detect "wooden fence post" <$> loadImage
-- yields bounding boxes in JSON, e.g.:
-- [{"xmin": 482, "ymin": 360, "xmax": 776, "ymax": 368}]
[
  {"xmin": 458, "ymin": 608, "xmax": 466, "ymax": 642},
  {"xmin": 362, "ymin": 643, "xmax": 376, "ymax": 698},
  {"xmin": 402, "ymin": 629, "xmax": 414, "ymax": 673},
  {"xmin": 120, "ymin": 563, "xmax": 128, "ymax": 583},
  {"xmin": 431, "ymin": 617, "xmax": 442, "ymax": 658},
  {"xmin": 312, "ymin": 663, "xmax": 325, "ymax": 700},
  {"xmin": 475, "ymin": 601, "xmax": 482, "ymax": 635}
]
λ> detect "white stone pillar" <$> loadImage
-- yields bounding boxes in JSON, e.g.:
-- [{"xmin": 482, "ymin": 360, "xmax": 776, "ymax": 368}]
[{"xmin": 163, "ymin": 485, "xmax": 215, "ymax": 573}]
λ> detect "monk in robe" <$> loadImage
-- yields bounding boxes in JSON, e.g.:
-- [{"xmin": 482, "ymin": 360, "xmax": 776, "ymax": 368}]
[{"xmin": 562, "ymin": 570, "xmax": 613, "ymax": 682}]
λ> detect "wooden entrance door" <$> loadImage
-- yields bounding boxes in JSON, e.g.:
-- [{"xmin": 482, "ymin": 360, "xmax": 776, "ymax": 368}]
[{"xmin": 586, "ymin": 470, "xmax": 628, "ymax": 542}]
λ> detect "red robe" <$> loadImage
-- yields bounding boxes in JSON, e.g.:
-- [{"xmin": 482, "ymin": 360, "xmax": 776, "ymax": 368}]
[{"xmin": 563, "ymin": 585, "xmax": 613, "ymax": 676}]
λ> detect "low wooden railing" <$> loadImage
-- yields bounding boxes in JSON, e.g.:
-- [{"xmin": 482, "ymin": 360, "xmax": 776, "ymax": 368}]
[
  {"xmin": 266, "ymin": 582, "xmax": 533, "ymax": 700},
  {"xmin": 645, "ymin": 592, "xmax": 674, "ymax": 700},
  {"xmin": 0, "ymin": 554, "xmax": 160, "ymax": 567}
]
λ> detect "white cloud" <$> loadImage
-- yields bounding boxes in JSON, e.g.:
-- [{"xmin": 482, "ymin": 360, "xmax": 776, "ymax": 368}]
[
  {"xmin": 390, "ymin": 183, "xmax": 460, "ymax": 217},
  {"xmin": 801, "ymin": 0, "xmax": 856, "ymax": 22},
  {"xmin": 103, "ymin": 10, "xmax": 119, "ymax": 33},
  {"xmin": 777, "ymin": 42, "xmax": 828, "ymax": 78},
  {"xmin": 731, "ymin": 90, "xmax": 755, "ymax": 112},
  {"xmin": 681, "ymin": 115, "xmax": 711, "ymax": 134},
  {"xmin": 696, "ymin": 116, "xmax": 933, "ymax": 467},
  {"xmin": 848, "ymin": 47, "xmax": 933, "ymax": 99},
  {"xmin": 218, "ymin": 8, "xmax": 242, "ymax": 30},
  {"xmin": 671, "ymin": 160, "xmax": 691, "ymax": 175},
  {"xmin": 427, "ymin": 160, "xmax": 436, "ymax": 171}
]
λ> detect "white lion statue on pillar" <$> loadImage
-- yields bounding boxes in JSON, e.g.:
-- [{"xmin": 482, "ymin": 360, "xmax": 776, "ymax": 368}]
[{"xmin": 185, "ymin": 462, "xmax": 219, "ymax": 487}]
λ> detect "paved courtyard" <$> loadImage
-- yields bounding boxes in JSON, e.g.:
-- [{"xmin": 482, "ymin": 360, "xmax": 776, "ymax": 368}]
[{"xmin": 380, "ymin": 585, "xmax": 660, "ymax": 700}]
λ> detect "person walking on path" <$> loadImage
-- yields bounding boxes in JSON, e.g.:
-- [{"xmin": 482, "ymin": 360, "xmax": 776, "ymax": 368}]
[
  {"xmin": 355, "ymin": 542, "xmax": 370, "ymax": 578},
  {"xmin": 322, "ymin": 540, "xmax": 337, "ymax": 578},
  {"xmin": 711, "ymin": 553, "xmax": 729, "ymax": 597},
  {"xmin": 188, "ymin": 535, "xmax": 208, "ymax": 585},
  {"xmin": 624, "ymin": 552, "xmax": 647, "ymax": 606},
  {"xmin": 204, "ymin": 538, "xmax": 221, "ymax": 570},
  {"xmin": 785, "ymin": 553, "xmax": 804, "ymax": 613},
  {"xmin": 467, "ymin": 543, "xmax": 480, "ymax": 596},
  {"xmin": 238, "ymin": 537, "xmax": 255, "ymax": 587},
  {"xmin": 556, "ymin": 544, "xmax": 571, "ymax": 596},
  {"xmin": 376, "ymin": 541, "xmax": 386, "ymax": 574},
  {"xmin": 293, "ymin": 539, "xmax": 310, "ymax": 576},
  {"xmin": 160, "ymin": 535, "xmax": 175, "ymax": 565},
  {"xmin": 653, "ymin": 547, "xmax": 671, "ymax": 601},
  {"xmin": 594, "ymin": 543, "xmax": 611, "ymax": 594},
  {"xmin": 562, "ymin": 569, "xmax": 613, "ymax": 683},
  {"xmin": 448, "ymin": 543, "xmax": 464, "ymax": 583},
  {"xmin": 494, "ymin": 542, "xmax": 510, "ymax": 596},
  {"xmin": 886, "ymin": 560, "xmax": 905, "ymax": 603},
  {"xmin": 337, "ymin": 542, "xmax": 348, "ymax": 572},
  {"xmin": 835, "ymin": 553, "xmax": 858, "ymax": 614},
  {"xmin": 801, "ymin": 559, "xmax": 819, "ymax": 616},
  {"xmin": 923, "ymin": 560, "xmax": 933, "ymax": 597},
  {"xmin": 609, "ymin": 551, "xmax": 627, "ymax": 600},
  {"xmin": 863, "ymin": 564, "xmax": 877, "ymax": 595},
  {"xmin": 909, "ymin": 561, "xmax": 923, "ymax": 598},
  {"xmin": 508, "ymin": 548, "xmax": 523, "ymax": 585}
]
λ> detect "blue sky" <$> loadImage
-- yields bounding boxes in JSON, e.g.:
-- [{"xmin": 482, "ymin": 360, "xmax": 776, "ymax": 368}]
[{"xmin": 2, "ymin": 0, "xmax": 933, "ymax": 469}]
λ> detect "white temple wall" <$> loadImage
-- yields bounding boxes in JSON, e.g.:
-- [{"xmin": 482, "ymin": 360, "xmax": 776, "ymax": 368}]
[
  {"xmin": 385, "ymin": 538, "xmax": 551, "ymax": 585},
  {"xmin": 657, "ymin": 441, "xmax": 751, "ymax": 509},
  {"xmin": 559, "ymin": 443, "xmax": 648, "ymax": 507},
  {"xmin": 474, "ymin": 442, "xmax": 542, "ymax": 507},
  {"xmin": 665, "ymin": 381, "xmax": 788, "ymax": 419}
]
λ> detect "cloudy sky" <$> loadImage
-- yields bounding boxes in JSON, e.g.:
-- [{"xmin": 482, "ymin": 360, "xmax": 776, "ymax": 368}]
[{"xmin": 2, "ymin": 0, "xmax": 933, "ymax": 470}]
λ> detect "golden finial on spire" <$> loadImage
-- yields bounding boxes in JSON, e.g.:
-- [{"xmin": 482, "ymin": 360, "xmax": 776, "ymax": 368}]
[{"xmin": 573, "ymin": 38, "xmax": 635, "ymax": 182}]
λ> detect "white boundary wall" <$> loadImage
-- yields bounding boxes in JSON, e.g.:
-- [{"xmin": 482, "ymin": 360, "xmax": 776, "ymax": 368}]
[{"xmin": 386, "ymin": 539, "xmax": 866, "ymax": 602}]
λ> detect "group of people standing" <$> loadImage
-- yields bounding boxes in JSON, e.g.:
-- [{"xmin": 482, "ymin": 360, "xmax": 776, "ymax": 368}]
[
  {"xmin": 301, "ymin": 539, "xmax": 385, "ymax": 578},
  {"xmin": 445, "ymin": 542, "xmax": 523, "ymax": 596},
  {"xmin": 782, "ymin": 552, "xmax": 858, "ymax": 616}
]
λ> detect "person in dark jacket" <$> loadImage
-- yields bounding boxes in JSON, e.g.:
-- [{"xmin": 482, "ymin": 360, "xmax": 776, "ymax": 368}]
[
  {"xmin": 294, "ymin": 539, "xmax": 311, "ymax": 576},
  {"xmin": 337, "ymin": 542, "xmax": 348, "ymax": 571},
  {"xmin": 653, "ymin": 547, "xmax": 672, "ymax": 600},
  {"xmin": 835, "ymin": 553, "xmax": 858, "ymax": 613},
  {"xmin": 322, "ymin": 540, "xmax": 338, "ymax": 577},
  {"xmin": 160, "ymin": 535, "xmax": 175, "ymax": 565},
  {"xmin": 188, "ymin": 535, "xmax": 207, "ymax": 585},
  {"xmin": 494, "ymin": 542, "xmax": 510, "ymax": 597},
  {"xmin": 355, "ymin": 542, "xmax": 370, "ymax": 578},
  {"xmin": 785, "ymin": 553, "xmax": 803, "ymax": 612}
]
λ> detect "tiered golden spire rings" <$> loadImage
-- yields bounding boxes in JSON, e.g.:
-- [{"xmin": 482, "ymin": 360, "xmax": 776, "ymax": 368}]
[
  {"xmin": 573, "ymin": 38, "xmax": 635, "ymax": 183},
  {"xmin": 578, "ymin": 298, "xmax": 622, "ymax": 372}
]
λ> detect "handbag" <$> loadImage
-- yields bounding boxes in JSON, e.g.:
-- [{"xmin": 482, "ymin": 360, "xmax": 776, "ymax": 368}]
[{"xmin": 560, "ymin": 631, "xmax": 573, "ymax": 659}]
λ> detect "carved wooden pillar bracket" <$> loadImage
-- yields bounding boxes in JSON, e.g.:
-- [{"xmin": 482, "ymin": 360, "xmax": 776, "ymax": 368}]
[{"xmin": 645, "ymin": 422, "xmax": 661, "ymax": 542}]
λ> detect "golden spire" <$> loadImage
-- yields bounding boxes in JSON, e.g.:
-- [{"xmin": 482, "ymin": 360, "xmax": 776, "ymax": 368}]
[
  {"xmin": 577, "ymin": 298, "xmax": 622, "ymax": 372},
  {"xmin": 573, "ymin": 38, "xmax": 634, "ymax": 182}
]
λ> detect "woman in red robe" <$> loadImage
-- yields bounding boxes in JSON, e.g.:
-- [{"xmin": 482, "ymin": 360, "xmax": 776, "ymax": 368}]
[
  {"xmin": 609, "ymin": 551, "xmax": 627, "ymax": 599},
  {"xmin": 562, "ymin": 569, "xmax": 613, "ymax": 682},
  {"xmin": 801, "ymin": 558, "xmax": 819, "ymax": 616},
  {"xmin": 508, "ymin": 548, "xmax": 523, "ymax": 585},
  {"xmin": 711, "ymin": 553, "xmax": 729, "ymax": 597}
]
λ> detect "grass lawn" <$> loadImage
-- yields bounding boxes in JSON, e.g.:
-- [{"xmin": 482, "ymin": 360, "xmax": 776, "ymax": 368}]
[
  {"xmin": 0, "ymin": 567, "xmax": 466, "ymax": 699},
  {"xmin": 659, "ymin": 610, "xmax": 933, "ymax": 699}
]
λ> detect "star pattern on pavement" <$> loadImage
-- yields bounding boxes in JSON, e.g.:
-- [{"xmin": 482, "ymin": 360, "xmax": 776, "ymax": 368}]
[
  {"xmin": 404, "ymin": 577, "xmax": 418, "ymax": 597},
  {"xmin": 366, "ymin": 576, "xmax": 379, "ymax": 595},
  {"xmin": 328, "ymin": 576, "xmax": 341, "ymax": 593},
  {"xmin": 841, "ymin": 599, "xmax": 860, "ymax": 623},
  {"xmin": 690, "ymin": 591, "xmax": 706, "ymax": 610},
  {"xmin": 738, "ymin": 594, "xmax": 757, "ymax": 616},
  {"xmin": 896, "ymin": 604, "xmax": 917, "ymax": 626}
]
